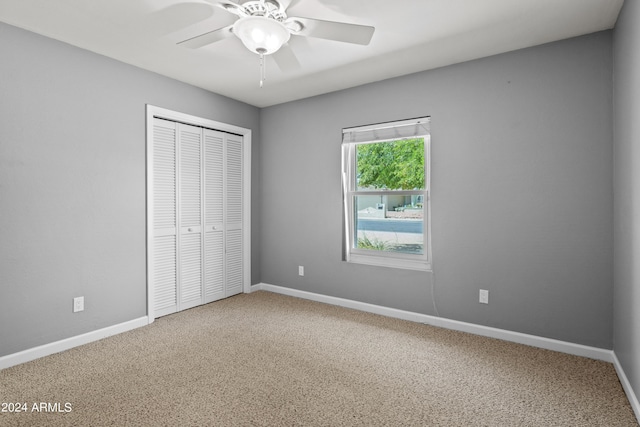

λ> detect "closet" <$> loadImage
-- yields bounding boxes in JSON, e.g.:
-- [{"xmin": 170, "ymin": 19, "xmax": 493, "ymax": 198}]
[{"xmin": 147, "ymin": 108, "xmax": 249, "ymax": 320}]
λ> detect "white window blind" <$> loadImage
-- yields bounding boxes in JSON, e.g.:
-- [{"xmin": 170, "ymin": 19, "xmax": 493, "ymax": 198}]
[{"xmin": 342, "ymin": 117, "xmax": 430, "ymax": 145}]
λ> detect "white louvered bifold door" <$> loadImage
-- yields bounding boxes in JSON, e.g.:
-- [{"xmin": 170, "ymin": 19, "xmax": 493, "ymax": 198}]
[
  {"xmin": 149, "ymin": 113, "xmax": 246, "ymax": 319},
  {"xmin": 203, "ymin": 129, "xmax": 225, "ymax": 303},
  {"xmin": 151, "ymin": 119, "xmax": 178, "ymax": 317},
  {"xmin": 225, "ymin": 134, "xmax": 244, "ymax": 297},
  {"xmin": 178, "ymin": 124, "xmax": 203, "ymax": 311}
]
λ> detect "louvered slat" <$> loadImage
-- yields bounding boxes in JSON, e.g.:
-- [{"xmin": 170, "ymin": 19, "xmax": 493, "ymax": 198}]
[
  {"xmin": 226, "ymin": 137, "xmax": 243, "ymax": 225},
  {"xmin": 153, "ymin": 235, "xmax": 177, "ymax": 312},
  {"xmin": 180, "ymin": 127, "xmax": 201, "ymax": 228},
  {"xmin": 153, "ymin": 125, "xmax": 176, "ymax": 230},
  {"xmin": 180, "ymin": 233, "xmax": 202, "ymax": 304},
  {"xmin": 204, "ymin": 230, "xmax": 224, "ymax": 302},
  {"xmin": 226, "ymin": 229, "xmax": 243, "ymax": 296},
  {"xmin": 205, "ymin": 131, "xmax": 224, "ymax": 226}
]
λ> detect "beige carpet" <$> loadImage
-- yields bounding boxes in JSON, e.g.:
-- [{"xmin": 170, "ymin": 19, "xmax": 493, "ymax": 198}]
[{"xmin": 0, "ymin": 291, "xmax": 637, "ymax": 426}]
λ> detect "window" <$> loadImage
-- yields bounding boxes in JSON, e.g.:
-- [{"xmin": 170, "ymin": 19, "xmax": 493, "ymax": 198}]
[{"xmin": 342, "ymin": 117, "xmax": 431, "ymax": 271}]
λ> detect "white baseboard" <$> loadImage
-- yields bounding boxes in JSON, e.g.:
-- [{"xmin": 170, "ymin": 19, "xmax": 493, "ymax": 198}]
[
  {"xmin": 613, "ymin": 352, "xmax": 640, "ymax": 423},
  {"xmin": 252, "ymin": 283, "xmax": 613, "ymax": 361},
  {"xmin": 0, "ymin": 316, "xmax": 149, "ymax": 371},
  {"xmin": 251, "ymin": 283, "xmax": 640, "ymax": 421},
  {"xmin": 252, "ymin": 283, "xmax": 640, "ymax": 423},
  {"xmin": 3, "ymin": 286, "xmax": 637, "ymax": 424}
]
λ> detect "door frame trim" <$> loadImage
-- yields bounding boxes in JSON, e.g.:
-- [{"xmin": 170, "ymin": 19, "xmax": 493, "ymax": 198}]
[{"xmin": 146, "ymin": 105, "xmax": 252, "ymax": 323}]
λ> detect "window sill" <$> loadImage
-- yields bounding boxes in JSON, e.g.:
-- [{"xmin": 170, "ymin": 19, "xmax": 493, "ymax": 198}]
[{"xmin": 347, "ymin": 253, "xmax": 432, "ymax": 272}]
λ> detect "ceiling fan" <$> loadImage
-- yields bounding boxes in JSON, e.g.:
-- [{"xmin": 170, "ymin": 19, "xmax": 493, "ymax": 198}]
[{"xmin": 177, "ymin": 0, "xmax": 375, "ymax": 85}]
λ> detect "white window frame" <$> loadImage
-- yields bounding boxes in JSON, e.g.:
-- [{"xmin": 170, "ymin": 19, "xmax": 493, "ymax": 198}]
[{"xmin": 342, "ymin": 117, "xmax": 432, "ymax": 271}]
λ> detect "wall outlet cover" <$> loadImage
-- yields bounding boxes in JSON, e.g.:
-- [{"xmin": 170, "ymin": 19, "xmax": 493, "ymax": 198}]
[
  {"xmin": 73, "ymin": 296, "xmax": 84, "ymax": 313},
  {"xmin": 479, "ymin": 289, "xmax": 489, "ymax": 304}
]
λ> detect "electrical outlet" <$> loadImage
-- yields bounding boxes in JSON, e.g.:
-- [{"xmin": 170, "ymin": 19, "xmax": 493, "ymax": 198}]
[
  {"xmin": 479, "ymin": 289, "xmax": 489, "ymax": 304},
  {"xmin": 298, "ymin": 266, "xmax": 304, "ymax": 276},
  {"xmin": 73, "ymin": 296, "xmax": 84, "ymax": 313}
]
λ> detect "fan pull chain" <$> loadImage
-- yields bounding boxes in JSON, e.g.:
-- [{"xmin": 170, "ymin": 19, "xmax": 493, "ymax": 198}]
[{"xmin": 258, "ymin": 49, "xmax": 266, "ymax": 88}]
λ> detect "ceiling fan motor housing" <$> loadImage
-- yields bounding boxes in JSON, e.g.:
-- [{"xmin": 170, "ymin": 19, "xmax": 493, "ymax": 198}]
[{"xmin": 242, "ymin": 0, "xmax": 287, "ymax": 21}]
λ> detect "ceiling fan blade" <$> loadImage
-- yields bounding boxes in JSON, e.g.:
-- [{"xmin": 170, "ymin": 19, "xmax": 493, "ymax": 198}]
[
  {"xmin": 287, "ymin": 17, "xmax": 375, "ymax": 45},
  {"xmin": 177, "ymin": 24, "xmax": 234, "ymax": 49},
  {"xmin": 272, "ymin": 43, "xmax": 301, "ymax": 72},
  {"xmin": 274, "ymin": 0, "xmax": 301, "ymax": 11},
  {"xmin": 144, "ymin": 3, "xmax": 215, "ymax": 37},
  {"xmin": 214, "ymin": 0, "xmax": 247, "ymax": 17}
]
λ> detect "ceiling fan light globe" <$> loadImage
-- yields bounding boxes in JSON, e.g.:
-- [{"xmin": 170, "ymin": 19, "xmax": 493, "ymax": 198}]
[
  {"xmin": 251, "ymin": 28, "xmax": 266, "ymax": 44},
  {"xmin": 233, "ymin": 16, "xmax": 290, "ymax": 55}
]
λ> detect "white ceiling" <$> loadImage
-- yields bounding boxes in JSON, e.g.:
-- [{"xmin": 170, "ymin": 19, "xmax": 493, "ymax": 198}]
[{"xmin": 0, "ymin": 0, "xmax": 624, "ymax": 107}]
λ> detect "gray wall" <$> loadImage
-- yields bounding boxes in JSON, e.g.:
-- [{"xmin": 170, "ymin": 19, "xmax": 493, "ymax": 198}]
[
  {"xmin": 0, "ymin": 22, "xmax": 260, "ymax": 357},
  {"xmin": 260, "ymin": 32, "xmax": 614, "ymax": 349},
  {"xmin": 0, "ymin": 18, "xmax": 621, "ymax": 360},
  {"xmin": 613, "ymin": 0, "xmax": 640, "ymax": 409}
]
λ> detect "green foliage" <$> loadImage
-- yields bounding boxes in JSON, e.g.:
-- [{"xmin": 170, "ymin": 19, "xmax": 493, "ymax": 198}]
[
  {"xmin": 356, "ymin": 138, "xmax": 424, "ymax": 190},
  {"xmin": 357, "ymin": 234, "xmax": 389, "ymax": 251}
]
